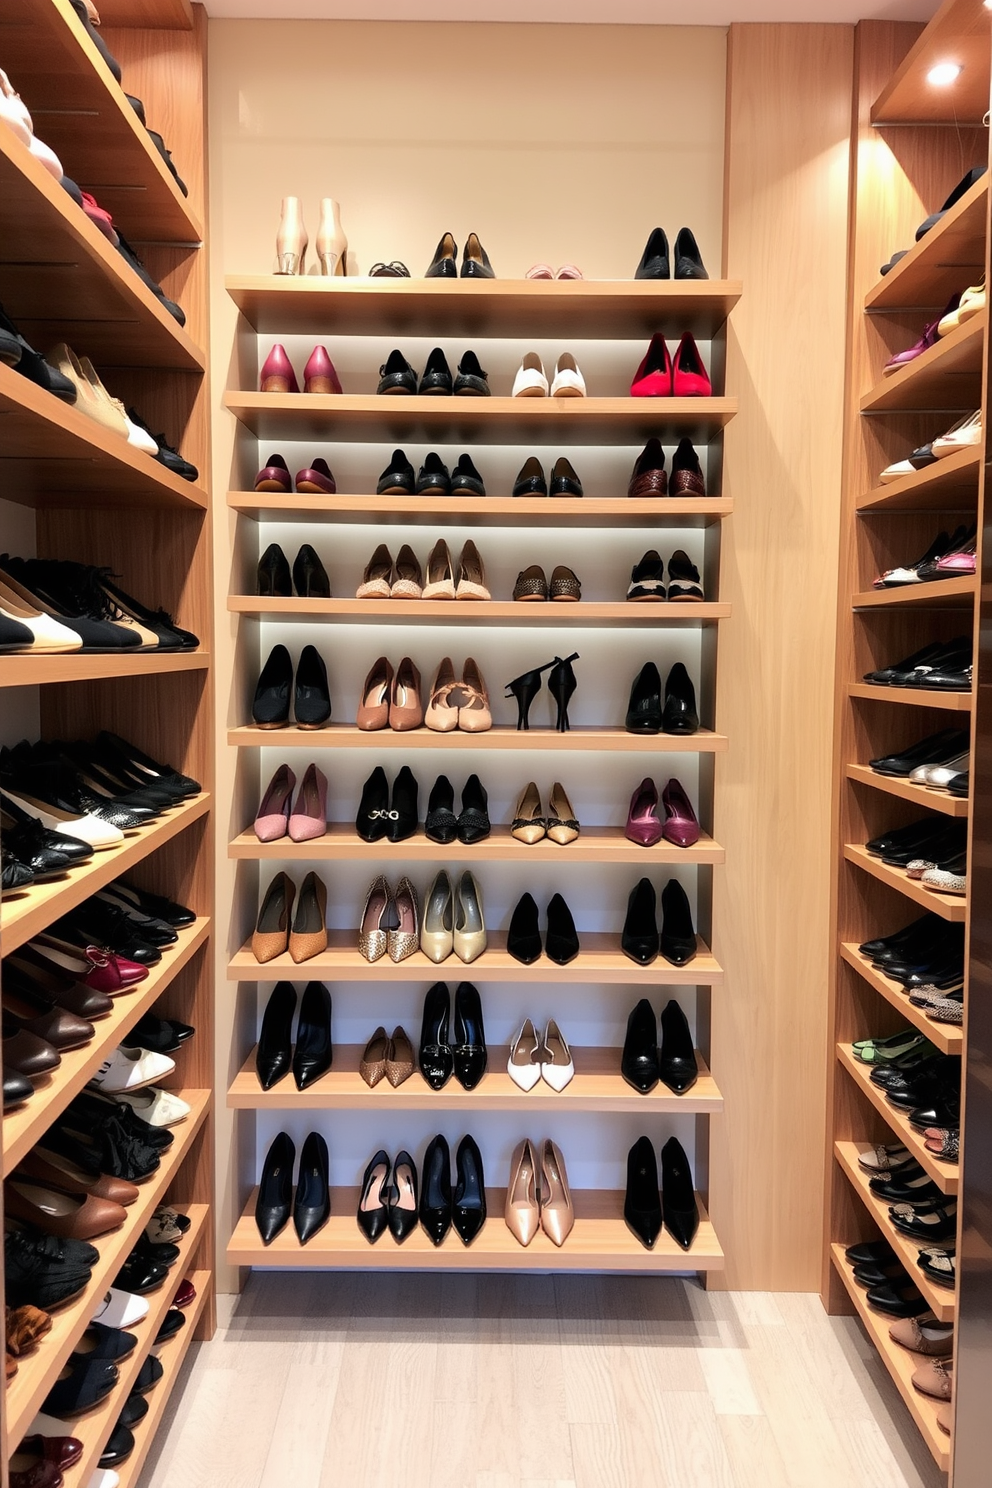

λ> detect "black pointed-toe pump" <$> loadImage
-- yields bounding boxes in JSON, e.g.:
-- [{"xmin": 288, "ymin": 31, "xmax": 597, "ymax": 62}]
[
  {"xmin": 255, "ymin": 1131, "xmax": 295, "ymax": 1244},
  {"xmin": 293, "ymin": 1131, "xmax": 330, "ymax": 1244},
  {"xmin": 255, "ymin": 981, "xmax": 296, "ymax": 1091}
]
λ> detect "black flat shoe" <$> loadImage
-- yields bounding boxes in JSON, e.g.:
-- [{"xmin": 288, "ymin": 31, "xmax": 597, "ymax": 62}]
[
  {"xmin": 377, "ymin": 449, "xmax": 416, "ymax": 495},
  {"xmin": 419, "ymin": 346, "xmax": 453, "ymax": 395},
  {"xmin": 453, "ymin": 350, "xmax": 491, "ymax": 396},
  {"xmin": 453, "ymin": 981, "xmax": 487, "ymax": 1090},
  {"xmin": 417, "ymin": 452, "xmax": 451, "ymax": 494},
  {"xmin": 673, "ymin": 227, "xmax": 708, "ymax": 280},
  {"xmin": 461, "ymin": 233, "xmax": 495, "ymax": 278},
  {"xmin": 42, "ymin": 1355, "xmax": 118, "ymax": 1416},
  {"xmin": 377, "ymin": 349, "xmax": 418, "ymax": 395},
  {"xmin": 357, "ymin": 1149, "xmax": 391, "ymax": 1244},
  {"xmin": 453, "ymin": 1134, "xmax": 486, "ymax": 1244},
  {"xmin": 621, "ymin": 999, "xmax": 659, "ymax": 1093},
  {"xmin": 388, "ymin": 1150, "xmax": 419, "ymax": 1243},
  {"xmin": 253, "ymin": 644, "xmax": 293, "ymax": 727},
  {"xmin": 457, "ymin": 773, "xmax": 490, "ymax": 844},
  {"xmin": 549, "ymin": 456, "xmax": 583, "ymax": 497},
  {"xmin": 420, "ymin": 1134, "xmax": 453, "ymax": 1244},
  {"xmin": 425, "ymin": 774, "xmax": 458, "ymax": 844},
  {"xmin": 661, "ymin": 880, "xmax": 697, "ymax": 966},
  {"xmin": 292, "ymin": 544, "xmax": 330, "ymax": 599},
  {"xmin": 388, "ymin": 764, "xmax": 419, "ymax": 843},
  {"xmin": 114, "ymin": 1254, "xmax": 168, "ymax": 1295},
  {"xmin": 293, "ymin": 980, "xmax": 332, "ymax": 1090},
  {"xmin": 622, "ymin": 878, "xmax": 658, "ymax": 965},
  {"xmin": 294, "ymin": 644, "xmax": 331, "ymax": 728},
  {"xmin": 153, "ymin": 1309, "xmax": 185, "ymax": 1345},
  {"xmin": 294, "ymin": 1131, "xmax": 330, "ymax": 1243},
  {"xmin": 117, "ymin": 1391, "xmax": 148, "ymax": 1428},
  {"xmin": 865, "ymin": 1280, "xmax": 930, "ymax": 1318},
  {"xmin": 356, "ymin": 765, "xmax": 390, "ymax": 842},
  {"xmin": 507, "ymin": 891, "xmax": 542, "ymax": 964},
  {"xmin": 425, "ymin": 232, "xmax": 457, "ymax": 278},
  {"xmin": 98, "ymin": 1425, "xmax": 135, "ymax": 1468},
  {"xmin": 659, "ymin": 1000, "xmax": 697, "ymax": 1092},
  {"xmin": 624, "ymin": 1135, "xmax": 662, "ymax": 1247},
  {"xmin": 255, "ymin": 1131, "xmax": 295, "ymax": 1244},
  {"xmin": 635, "ymin": 227, "xmax": 670, "ymax": 280},
  {"xmin": 625, "ymin": 662, "xmax": 662, "ymax": 733},
  {"xmin": 845, "ymin": 1238, "xmax": 897, "ymax": 1267},
  {"xmin": 256, "ymin": 981, "xmax": 296, "ymax": 1090},
  {"xmin": 661, "ymin": 1136, "xmax": 699, "ymax": 1249},
  {"xmin": 419, "ymin": 982, "xmax": 453, "ymax": 1089},
  {"xmin": 451, "ymin": 453, "xmax": 486, "ymax": 497},
  {"xmin": 257, "ymin": 543, "xmax": 291, "ymax": 597},
  {"xmin": 513, "ymin": 456, "xmax": 547, "ymax": 498},
  {"xmin": 663, "ymin": 663, "xmax": 699, "ymax": 734},
  {"xmin": 134, "ymin": 1354, "xmax": 164, "ymax": 1393},
  {"xmin": 546, "ymin": 892, "xmax": 579, "ymax": 965}
]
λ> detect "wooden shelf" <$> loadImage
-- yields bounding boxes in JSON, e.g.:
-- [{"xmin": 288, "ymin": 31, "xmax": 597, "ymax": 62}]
[
  {"xmin": 98, "ymin": 0, "xmax": 194, "ymax": 26},
  {"xmin": 56, "ymin": 1237, "xmax": 210, "ymax": 1488},
  {"xmin": 225, "ymin": 275, "xmax": 743, "ymax": 339},
  {"xmin": 0, "ymin": 0, "xmax": 203, "ymax": 243},
  {"xmin": 857, "ymin": 447, "xmax": 981, "ymax": 514},
  {"xmin": 0, "ymin": 126, "xmax": 205, "ymax": 371},
  {"xmin": 830, "ymin": 1245, "xmax": 951, "ymax": 1472},
  {"xmin": 228, "ymin": 1184, "xmax": 723, "ymax": 1273},
  {"xmin": 852, "ymin": 575, "xmax": 976, "ymax": 609},
  {"xmin": 3, "ymin": 1089, "xmax": 211, "ymax": 1445},
  {"xmin": 860, "ymin": 315, "xmax": 985, "ymax": 414},
  {"xmin": 0, "ymin": 793, "xmax": 210, "ymax": 954},
  {"xmin": 846, "ymin": 762, "xmax": 969, "ymax": 818},
  {"xmin": 849, "ymin": 682, "xmax": 973, "ymax": 711},
  {"xmin": 229, "ymin": 823, "xmax": 725, "ymax": 866},
  {"xmin": 229, "ymin": 1043, "xmax": 722, "ymax": 1114},
  {"xmin": 839, "ymin": 942, "xmax": 963, "ymax": 1057},
  {"xmin": 837, "ymin": 1041, "xmax": 960, "ymax": 1190},
  {"xmin": 229, "ymin": 492, "xmax": 733, "ymax": 527},
  {"xmin": 835, "ymin": 1141, "xmax": 955, "ymax": 1321},
  {"xmin": 223, "ymin": 392, "xmax": 738, "ymax": 444},
  {"xmin": 844, "ymin": 842, "xmax": 967, "ymax": 921},
  {"xmin": 2, "ymin": 916, "xmax": 210, "ymax": 1174},
  {"xmin": 228, "ymin": 724, "xmax": 728, "ymax": 754},
  {"xmin": 0, "ymin": 363, "xmax": 208, "ymax": 510},
  {"xmin": 865, "ymin": 173, "xmax": 988, "ymax": 312},
  {"xmin": 228, "ymin": 930, "xmax": 723, "ymax": 986},
  {"xmin": 871, "ymin": 0, "xmax": 991, "ymax": 125},
  {"xmin": 0, "ymin": 650, "xmax": 209, "ymax": 688},
  {"xmin": 229, "ymin": 596, "xmax": 731, "ymax": 626}
]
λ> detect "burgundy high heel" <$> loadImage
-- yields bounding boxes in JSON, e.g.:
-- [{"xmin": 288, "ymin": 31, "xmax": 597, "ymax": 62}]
[
  {"xmin": 625, "ymin": 778, "xmax": 663, "ymax": 847},
  {"xmin": 661, "ymin": 778, "xmax": 699, "ymax": 847},
  {"xmin": 260, "ymin": 345, "xmax": 298, "ymax": 394},
  {"xmin": 304, "ymin": 346, "xmax": 342, "ymax": 395}
]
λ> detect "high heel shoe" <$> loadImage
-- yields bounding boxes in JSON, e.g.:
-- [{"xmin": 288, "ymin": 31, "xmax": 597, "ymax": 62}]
[
  {"xmin": 303, "ymin": 346, "xmax": 342, "ymax": 395},
  {"xmin": 548, "ymin": 653, "xmax": 579, "ymax": 732},
  {"xmin": 419, "ymin": 982, "xmax": 453, "ymax": 1089},
  {"xmin": 255, "ymin": 1132, "xmax": 295, "ymax": 1244},
  {"xmin": 511, "ymin": 783, "xmax": 545, "ymax": 844},
  {"xmin": 662, "ymin": 663, "xmax": 698, "ymax": 735},
  {"xmin": 257, "ymin": 543, "xmax": 291, "ymax": 598},
  {"xmin": 252, "ymin": 645, "xmax": 293, "ymax": 728},
  {"xmin": 453, "ymin": 1135, "xmax": 486, "ymax": 1245},
  {"xmin": 288, "ymin": 762, "xmax": 327, "ymax": 843},
  {"xmin": 425, "ymin": 774, "xmax": 457, "ymax": 844},
  {"xmin": 421, "ymin": 870, "xmax": 454, "ymax": 963},
  {"xmin": 425, "ymin": 232, "xmax": 457, "ymax": 278},
  {"xmin": 255, "ymin": 982, "xmax": 296, "ymax": 1090},
  {"xmin": 315, "ymin": 198, "xmax": 347, "ymax": 276},
  {"xmin": 547, "ymin": 781, "xmax": 579, "ymax": 844},
  {"xmin": 358, "ymin": 875, "xmax": 391, "ymax": 962},
  {"xmin": 453, "ymin": 981, "xmax": 487, "ymax": 1089},
  {"xmin": 292, "ymin": 544, "xmax": 330, "ymax": 599},
  {"xmin": 661, "ymin": 779, "xmax": 699, "ymax": 848},
  {"xmin": 621, "ymin": 878, "xmax": 658, "ymax": 965},
  {"xmin": 388, "ymin": 764, "xmax": 418, "ymax": 844},
  {"xmin": 389, "ymin": 656, "xmax": 423, "ymax": 731},
  {"xmin": 505, "ymin": 1138, "xmax": 540, "ymax": 1247},
  {"xmin": 389, "ymin": 1150, "xmax": 419, "ymax": 1243},
  {"xmin": 671, "ymin": 334, "xmax": 711, "ymax": 397},
  {"xmin": 507, "ymin": 891, "xmax": 541, "ymax": 964},
  {"xmin": 660, "ymin": 879, "xmax": 696, "ymax": 966},
  {"xmin": 661, "ymin": 1135, "xmax": 699, "ymax": 1249},
  {"xmin": 294, "ymin": 645, "xmax": 331, "ymax": 730},
  {"xmin": 626, "ymin": 663, "xmax": 662, "ymax": 734},
  {"xmin": 254, "ymin": 763, "xmax": 296, "ymax": 842},
  {"xmin": 293, "ymin": 981, "xmax": 332, "ymax": 1089},
  {"xmin": 419, "ymin": 1134, "xmax": 453, "ymax": 1245},
  {"xmin": 288, "ymin": 871, "xmax": 327, "ymax": 963},
  {"xmin": 259, "ymin": 345, "xmax": 298, "ymax": 394},
  {"xmin": 252, "ymin": 873, "xmax": 295, "ymax": 963},
  {"xmin": 461, "ymin": 233, "xmax": 495, "ymax": 278},
  {"xmin": 545, "ymin": 893, "xmax": 579, "ymax": 965},
  {"xmin": 356, "ymin": 765, "xmax": 389, "ymax": 842},
  {"xmin": 659, "ymin": 999, "xmax": 697, "ymax": 1093},
  {"xmin": 357, "ymin": 657, "xmax": 393, "ymax": 731},
  {"xmin": 624, "ymin": 1136, "xmax": 662, "ymax": 1249},
  {"xmin": 457, "ymin": 773, "xmax": 490, "ymax": 844},
  {"xmin": 505, "ymin": 658, "xmax": 556, "ymax": 730},
  {"xmin": 293, "ymin": 1131, "xmax": 330, "ymax": 1244},
  {"xmin": 625, "ymin": 778, "xmax": 663, "ymax": 846},
  {"xmin": 275, "ymin": 197, "xmax": 307, "ymax": 275},
  {"xmin": 540, "ymin": 1139, "xmax": 574, "ymax": 1245},
  {"xmin": 454, "ymin": 872, "xmax": 486, "ymax": 963},
  {"xmin": 426, "ymin": 657, "xmax": 459, "ymax": 732},
  {"xmin": 357, "ymin": 1150, "xmax": 390, "ymax": 1244},
  {"xmin": 459, "ymin": 658, "xmax": 492, "ymax": 732},
  {"xmin": 388, "ymin": 877, "xmax": 419, "ymax": 963}
]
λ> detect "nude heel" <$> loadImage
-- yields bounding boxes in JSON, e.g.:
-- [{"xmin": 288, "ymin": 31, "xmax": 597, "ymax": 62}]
[
  {"xmin": 275, "ymin": 196, "xmax": 307, "ymax": 275},
  {"xmin": 316, "ymin": 198, "xmax": 348, "ymax": 276}
]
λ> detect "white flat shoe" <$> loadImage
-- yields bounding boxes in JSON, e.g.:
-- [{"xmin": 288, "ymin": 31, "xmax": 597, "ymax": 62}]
[
  {"xmin": 89, "ymin": 1286, "xmax": 149, "ymax": 1329},
  {"xmin": 88, "ymin": 1046, "xmax": 176, "ymax": 1094},
  {"xmin": 512, "ymin": 351, "xmax": 548, "ymax": 398},
  {"xmin": 89, "ymin": 1472, "xmax": 121, "ymax": 1488},
  {"xmin": 507, "ymin": 1018, "xmax": 542, "ymax": 1090},
  {"xmin": 878, "ymin": 457, "xmax": 917, "ymax": 484},
  {"xmin": 0, "ymin": 786, "xmax": 123, "ymax": 849},
  {"xmin": 0, "ymin": 600, "xmax": 81, "ymax": 652},
  {"xmin": 932, "ymin": 410, "xmax": 982, "ymax": 458},
  {"xmin": 922, "ymin": 866, "xmax": 967, "ymax": 894},
  {"xmin": 540, "ymin": 1017, "xmax": 575, "ymax": 1091},
  {"xmin": 115, "ymin": 1087, "xmax": 191, "ymax": 1126},
  {"xmin": 550, "ymin": 352, "xmax": 586, "ymax": 397}
]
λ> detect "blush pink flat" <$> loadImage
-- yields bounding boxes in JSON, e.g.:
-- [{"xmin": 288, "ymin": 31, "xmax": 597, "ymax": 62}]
[{"xmin": 254, "ymin": 763, "xmax": 296, "ymax": 842}]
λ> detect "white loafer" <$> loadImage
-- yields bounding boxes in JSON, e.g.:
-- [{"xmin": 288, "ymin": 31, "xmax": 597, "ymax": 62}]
[
  {"xmin": 512, "ymin": 351, "xmax": 548, "ymax": 397},
  {"xmin": 550, "ymin": 352, "xmax": 586, "ymax": 398},
  {"xmin": 507, "ymin": 1018, "xmax": 542, "ymax": 1090},
  {"xmin": 89, "ymin": 1286, "xmax": 150, "ymax": 1329},
  {"xmin": 89, "ymin": 1046, "xmax": 176, "ymax": 1093},
  {"xmin": 540, "ymin": 1017, "xmax": 575, "ymax": 1091},
  {"xmin": 115, "ymin": 1087, "xmax": 190, "ymax": 1126}
]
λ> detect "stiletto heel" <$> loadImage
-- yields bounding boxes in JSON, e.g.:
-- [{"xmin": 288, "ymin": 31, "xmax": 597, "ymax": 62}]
[
  {"xmin": 504, "ymin": 658, "xmax": 556, "ymax": 730},
  {"xmin": 316, "ymin": 198, "xmax": 347, "ymax": 276},
  {"xmin": 275, "ymin": 196, "xmax": 307, "ymax": 275},
  {"xmin": 548, "ymin": 652, "xmax": 579, "ymax": 732}
]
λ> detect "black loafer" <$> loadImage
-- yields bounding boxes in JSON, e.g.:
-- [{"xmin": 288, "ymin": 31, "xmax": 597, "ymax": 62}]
[
  {"xmin": 418, "ymin": 346, "xmax": 453, "ymax": 395},
  {"xmin": 453, "ymin": 350, "xmax": 490, "ymax": 395},
  {"xmin": 865, "ymin": 1280, "xmax": 930, "ymax": 1317},
  {"xmin": 99, "ymin": 1424, "xmax": 135, "ymax": 1468},
  {"xmin": 377, "ymin": 349, "xmax": 417, "ymax": 395},
  {"xmin": 376, "ymin": 449, "xmax": 416, "ymax": 495}
]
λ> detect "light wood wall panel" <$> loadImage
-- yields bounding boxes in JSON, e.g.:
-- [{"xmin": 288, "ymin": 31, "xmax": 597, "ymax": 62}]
[{"xmin": 712, "ymin": 23, "xmax": 854, "ymax": 1290}]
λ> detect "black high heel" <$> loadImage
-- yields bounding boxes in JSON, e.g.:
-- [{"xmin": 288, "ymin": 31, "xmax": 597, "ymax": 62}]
[
  {"xmin": 504, "ymin": 658, "xmax": 557, "ymax": 730},
  {"xmin": 257, "ymin": 543, "xmax": 291, "ymax": 597},
  {"xmin": 548, "ymin": 653, "xmax": 579, "ymax": 732}
]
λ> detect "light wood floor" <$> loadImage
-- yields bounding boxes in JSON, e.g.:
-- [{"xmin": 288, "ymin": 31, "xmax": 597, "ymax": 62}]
[{"xmin": 138, "ymin": 1274, "xmax": 946, "ymax": 1488}]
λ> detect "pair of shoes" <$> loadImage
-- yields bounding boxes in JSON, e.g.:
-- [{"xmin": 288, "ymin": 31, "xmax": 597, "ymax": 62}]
[
  {"xmin": 883, "ymin": 307, "xmax": 948, "ymax": 372},
  {"xmin": 507, "ymin": 892, "xmax": 578, "ymax": 965},
  {"xmin": 256, "ymin": 1132, "xmax": 330, "ymax": 1244},
  {"xmin": 505, "ymin": 653, "xmax": 579, "ymax": 731},
  {"xmin": 635, "ymin": 227, "xmax": 708, "ymax": 280},
  {"xmin": 505, "ymin": 1138, "xmax": 573, "ymax": 1246},
  {"xmin": 627, "ymin": 549, "xmax": 703, "ymax": 601},
  {"xmin": 256, "ymin": 981, "xmax": 332, "ymax": 1090},
  {"xmin": 426, "ymin": 657, "xmax": 492, "ymax": 731},
  {"xmin": 419, "ymin": 981, "xmax": 487, "ymax": 1089},
  {"xmin": 253, "ymin": 645, "xmax": 330, "ymax": 727},
  {"xmin": 4, "ymin": 1166, "xmax": 127, "ymax": 1243},
  {"xmin": 420, "ymin": 870, "xmax": 486, "ymax": 963},
  {"xmin": 359, "ymin": 539, "xmax": 489, "ymax": 600},
  {"xmin": 511, "ymin": 782, "xmax": 579, "ymax": 845},
  {"xmin": 512, "ymin": 564, "xmax": 580, "ymax": 602},
  {"xmin": 626, "ymin": 661, "xmax": 698, "ymax": 734},
  {"xmin": 358, "ymin": 656, "xmax": 423, "ymax": 730},
  {"xmin": 865, "ymin": 638, "xmax": 973, "ymax": 691},
  {"xmin": 259, "ymin": 344, "xmax": 341, "ymax": 394},
  {"xmin": 507, "ymin": 1019, "xmax": 573, "ymax": 1091},
  {"xmin": 631, "ymin": 334, "xmax": 711, "ymax": 397},
  {"xmin": 512, "ymin": 352, "xmax": 585, "ymax": 397},
  {"xmin": 358, "ymin": 876, "xmax": 419, "ymax": 962},
  {"xmin": 255, "ymin": 763, "xmax": 326, "ymax": 842},
  {"xmin": 874, "ymin": 524, "xmax": 976, "ymax": 586},
  {"xmin": 425, "ymin": 232, "xmax": 494, "ymax": 278},
  {"xmin": 255, "ymin": 453, "xmax": 335, "ymax": 493},
  {"xmin": 626, "ymin": 777, "xmax": 699, "ymax": 848},
  {"xmin": 526, "ymin": 263, "xmax": 583, "ymax": 280},
  {"xmin": 274, "ymin": 196, "xmax": 346, "ymax": 274},
  {"xmin": 622, "ymin": 998, "xmax": 697, "ymax": 1093},
  {"xmin": 356, "ymin": 764, "xmax": 418, "ymax": 843},
  {"xmin": 879, "ymin": 411, "xmax": 983, "ymax": 482},
  {"xmin": 425, "ymin": 773, "xmax": 489, "ymax": 843},
  {"xmin": 251, "ymin": 871, "xmax": 327, "ymax": 964},
  {"xmin": 628, "ymin": 437, "xmax": 706, "ymax": 498},
  {"xmin": 378, "ymin": 347, "xmax": 488, "ymax": 396},
  {"xmin": 622, "ymin": 878, "xmax": 697, "ymax": 966},
  {"xmin": 356, "ymin": 1149, "xmax": 418, "ymax": 1243},
  {"xmin": 366, "ymin": 1134, "xmax": 483, "ymax": 1246},
  {"xmin": 359, "ymin": 1025, "xmax": 415, "ymax": 1088},
  {"xmin": 257, "ymin": 542, "xmax": 330, "ymax": 598},
  {"xmin": 870, "ymin": 726, "xmax": 970, "ymax": 779},
  {"xmin": 1, "ymin": 555, "xmax": 197, "ymax": 653},
  {"xmin": 512, "ymin": 456, "xmax": 582, "ymax": 498},
  {"xmin": 377, "ymin": 449, "xmax": 484, "ymax": 496},
  {"xmin": 624, "ymin": 1135, "xmax": 699, "ymax": 1250}
]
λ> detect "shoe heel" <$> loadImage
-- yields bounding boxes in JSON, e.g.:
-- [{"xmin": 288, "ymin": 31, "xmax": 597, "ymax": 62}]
[
  {"xmin": 276, "ymin": 251, "xmax": 303, "ymax": 275},
  {"xmin": 319, "ymin": 251, "xmax": 344, "ymax": 276},
  {"xmin": 261, "ymin": 374, "xmax": 294, "ymax": 394}
]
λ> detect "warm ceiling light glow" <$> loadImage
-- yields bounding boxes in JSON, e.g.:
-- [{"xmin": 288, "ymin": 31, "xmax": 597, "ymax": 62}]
[{"xmin": 927, "ymin": 61, "xmax": 963, "ymax": 86}]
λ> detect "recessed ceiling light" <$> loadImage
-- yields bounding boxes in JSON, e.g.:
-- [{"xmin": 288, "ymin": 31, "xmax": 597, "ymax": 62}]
[{"xmin": 927, "ymin": 61, "xmax": 963, "ymax": 86}]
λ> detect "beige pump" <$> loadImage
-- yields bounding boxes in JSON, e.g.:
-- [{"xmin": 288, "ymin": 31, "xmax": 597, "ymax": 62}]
[{"xmin": 316, "ymin": 197, "xmax": 348, "ymax": 276}]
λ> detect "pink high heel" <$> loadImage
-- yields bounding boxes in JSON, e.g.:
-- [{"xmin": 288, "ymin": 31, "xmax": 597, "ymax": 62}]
[
  {"xmin": 288, "ymin": 762, "xmax": 328, "ymax": 843},
  {"xmin": 630, "ymin": 334, "xmax": 673, "ymax": 397},
  {"xmin": 625, "ymin": 777, "xmax": 664, "ymax": 847},
  {"xmin": 304, "ymin": 346, "xmax": 342, "ymax": 395},
  {"xmin": 254, "ymin": 763, "xmax": 296, "ymax": 842},
  {"xmin": 260, "ymin": 344, "xmax": 299, "ymax": 394},
  {"xmin": 661, "ymin": 778, "xmax": 700, "ymax": 847}
]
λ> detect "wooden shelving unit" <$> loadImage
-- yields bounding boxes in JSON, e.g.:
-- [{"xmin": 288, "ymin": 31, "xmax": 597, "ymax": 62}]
[
  {"xmin": 822, "ymin": 7, "xmax": 988, "ymax": 1470},
  {"xmin": 0, "ymin": 4, "xmax": 214, "ymax": 1479},
  {"xmin": 225, "ymin": 274, "xmax": 736, "ymax": 1278}
]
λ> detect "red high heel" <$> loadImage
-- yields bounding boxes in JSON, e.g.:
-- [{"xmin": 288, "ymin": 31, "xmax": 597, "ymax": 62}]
[
  {"xmin": 671, "ymin": 333, "xmax": 712, "ymax": 397},
  {"xmin": 630, "ymin": 334, "xmax": 672, "ymax": 397},
  {"xmin": 304, "ymin": 346, "xmax": 342, "ymax": 394},
  {"xmin": 259, "ymin": 344, "xmax": 298, "ymax": 394}
]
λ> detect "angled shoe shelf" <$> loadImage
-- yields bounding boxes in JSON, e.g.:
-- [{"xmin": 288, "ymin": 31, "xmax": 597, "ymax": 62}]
[
  {"xmin": 228, "ymin": 724, "xmax": 729, "ymax": 753},
  {"xmin": 852, "ymin": 576, "xmax": 976, "ymax": 609},
  {"xmin": 229, "ymin": 492, "xmax": 735, "ymax": 527},
  {"xmin": 847, "ymin": 681, "xmax": 973, "ymax": 710},
  {"xmin": 865, "ymin": 172, "xmax": 988, "ymax": 313},
  {"xmin": 837, "ymin": 1043, "xmax": 960, "ymax": 1189},
  {"xmin": 839, "ymin": 944, "xmax": 963, "ymax": 1056},
  {"xmin": 98, "ymin": 0, "xmax": 195, "ymax": 25},
  {"xmin": 0, "ymin": 650, "xmax": 210, "ymax": 688},
  {"xmin": 857, "ymin": 447, "xmax": 982, "ymax": 513},
  {"xmin": 845, "ymin": 762, "xmax": 969, "ymax": 817},
  {"xmin": 228, "ymin": 596, "xmax": 732, "ymax": 626},
  {"xmin": 860, "ymin": 314, "xmax": 986, "ymax": 414},
  {"xmin": 843, "ymin": 843, "xmax": 967, "ymax": 921}
]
